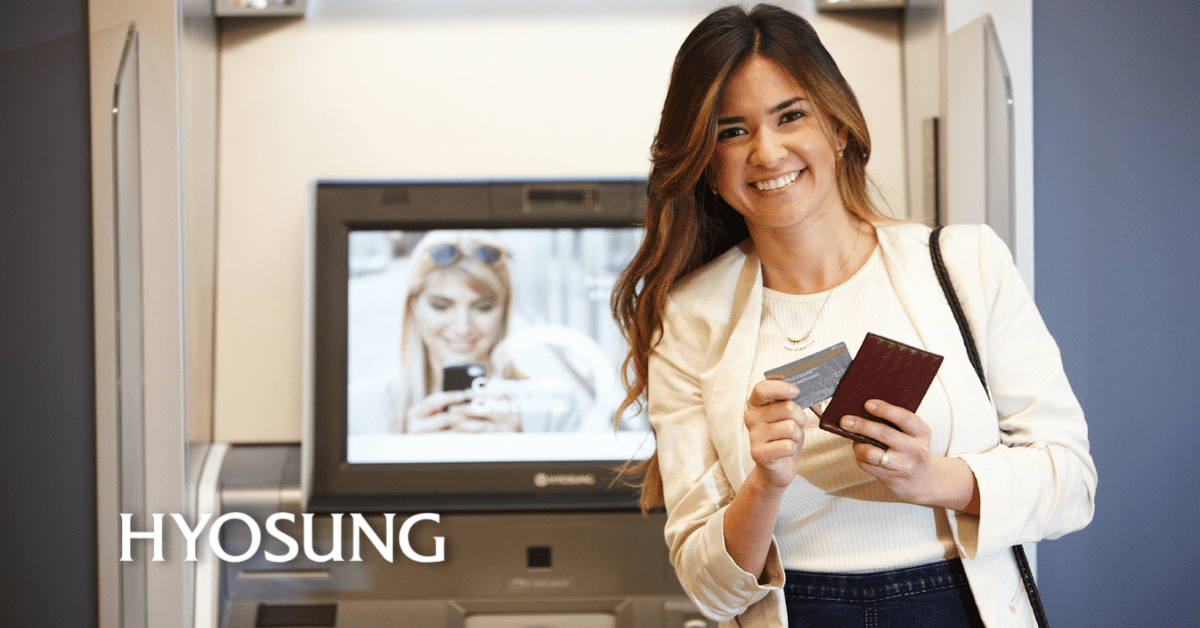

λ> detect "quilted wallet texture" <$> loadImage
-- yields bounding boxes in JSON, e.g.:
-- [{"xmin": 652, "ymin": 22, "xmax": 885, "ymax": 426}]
[{"xmin": 819, "ymin": 332, "xmax": 943, "ymax": 449}]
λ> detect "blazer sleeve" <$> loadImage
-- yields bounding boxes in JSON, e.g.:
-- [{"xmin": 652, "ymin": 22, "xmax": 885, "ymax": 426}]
[
  {"xmin": 948, "ymin": 225, "xmax": 1098, "ymax": 559},
  {"xmin": 648, "ymin": 294, "xmax": 784, "ymax": 622}
]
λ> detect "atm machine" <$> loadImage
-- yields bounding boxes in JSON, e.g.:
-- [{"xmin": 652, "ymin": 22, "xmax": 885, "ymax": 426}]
[{"xmin": 194, "ymin": 180, "xmax": 714, "ymax": 628}]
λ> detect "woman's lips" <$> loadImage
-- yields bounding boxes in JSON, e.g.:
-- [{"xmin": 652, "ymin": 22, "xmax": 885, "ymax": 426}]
[
  {"xmin": 751, "ymin": 169, "xmax": 801, "ymax": 191},
  {"xmin": 445, "ymin": 339, "xmax": 479, "ymax": 354}
]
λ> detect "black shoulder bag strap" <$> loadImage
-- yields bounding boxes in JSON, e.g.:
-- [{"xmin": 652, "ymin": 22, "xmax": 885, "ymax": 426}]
[{"xmin": 929, "ymin": 226, "xmax": 1050, "ymax": 628}]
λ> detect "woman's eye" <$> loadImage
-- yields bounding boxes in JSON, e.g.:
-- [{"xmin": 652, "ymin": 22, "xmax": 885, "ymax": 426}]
[
  {"xmin": 473, "ymin": 300, "xmax": 496, "ymax": 313},
  {"xmin": 716, "ymin": 127, "xmax": 745, "ymax": 141},
  {"xmin": 429, "ymin": 298, "xmax": 453, "ymax": 311},
  {"xmin": 781, "ymin": 110, "xmax": 806, "ymax": 124}
]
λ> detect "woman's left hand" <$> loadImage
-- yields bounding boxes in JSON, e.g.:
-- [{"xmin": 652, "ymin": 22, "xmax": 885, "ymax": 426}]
[{"xmin": 838, "ymin": 399, "xmax": 978, "ymax": 513}]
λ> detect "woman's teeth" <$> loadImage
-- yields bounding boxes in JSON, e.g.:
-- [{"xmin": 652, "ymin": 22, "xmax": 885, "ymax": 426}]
[{"xmin": 752, "ymin": 170, "xmax": 800, "ymax": 191}]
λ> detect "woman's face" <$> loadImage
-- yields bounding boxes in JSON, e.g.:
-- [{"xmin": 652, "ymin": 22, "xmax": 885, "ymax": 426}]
[
  {"xmin": 410, "ymin": 272, "xmax": 504, "ymax": 369},
  {"xmin": 710, "ymin": 55, "xmax": 846, "ymax": 236}
]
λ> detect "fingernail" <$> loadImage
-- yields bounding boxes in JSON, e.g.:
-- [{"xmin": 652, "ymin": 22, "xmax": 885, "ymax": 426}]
[
  {"xmin": 865, "ymin": 400, "xmax": 878, "ymax": 413},
  {"xmin": 841, "ymin": 417, "xmax": 856, "ymax": 429}
]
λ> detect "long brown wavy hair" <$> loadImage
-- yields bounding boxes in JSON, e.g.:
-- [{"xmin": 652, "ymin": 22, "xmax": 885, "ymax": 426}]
[{"xmin": 611, "ymin": 4, "xmax": 888, "ymax": 511}]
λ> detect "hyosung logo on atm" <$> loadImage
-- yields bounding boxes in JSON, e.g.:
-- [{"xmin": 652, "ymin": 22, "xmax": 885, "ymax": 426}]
[
  {"xmin": 533, "ymin": 472, "xmax": 596, "ymax": 488},
  {"xmin": 118, "ymin": 512, "xmax": 444, "ymax": 564}
]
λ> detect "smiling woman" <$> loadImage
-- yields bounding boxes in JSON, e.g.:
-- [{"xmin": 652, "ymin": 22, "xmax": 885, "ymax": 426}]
[
  {"xmin": 395, "ymin": 231, "xmax": 519, "ymax": 433},
  {"xmin": 709, "ymin": 56, "xmax": 867, "ymax": 294},
  {"xmin": 611, "ymin": 4, "xmax": 1095, "ymax": 628},
  {"xmin": 409, "ymin": 243, "xmax": 507, "ymax": 374},
  {"xmin": 712, "ymin": 59, "xmax": 842, "ymax": 230}
]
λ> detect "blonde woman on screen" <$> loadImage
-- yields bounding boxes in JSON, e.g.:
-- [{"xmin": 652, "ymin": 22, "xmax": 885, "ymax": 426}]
[{"xmin": 392, "ymin": 230, "xmax": 520, "ymax": 433}]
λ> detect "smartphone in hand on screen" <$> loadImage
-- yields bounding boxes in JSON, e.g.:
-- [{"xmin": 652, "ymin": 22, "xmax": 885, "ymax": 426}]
[{"xmin": 443, "ymin": 363, "xmax": 486, "ymax": 392}]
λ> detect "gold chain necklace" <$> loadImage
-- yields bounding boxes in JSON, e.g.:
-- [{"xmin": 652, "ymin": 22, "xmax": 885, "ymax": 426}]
[{"xmin": 764, "ymin": 225, "xmax": 862, "ymax": 351}]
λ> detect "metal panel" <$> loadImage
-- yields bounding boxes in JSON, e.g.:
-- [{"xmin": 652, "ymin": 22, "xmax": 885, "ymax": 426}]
[
  {"xmin": 946, "ymin": 15, "xmax": 1016, "ymax": 254},
  {"xmin": 91, "ymin": 0, "xmax": 220, "ymax": 623},
  {"xmin": 91, "ymin": 22, "xmax": 146, "ymax": 628}
]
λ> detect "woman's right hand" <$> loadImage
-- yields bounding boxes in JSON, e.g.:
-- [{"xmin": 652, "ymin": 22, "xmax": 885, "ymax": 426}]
[
  {"xmin": 722, "ymin": 380, "xmax": 807, "ymax": 578},
  {"xmin": 744, "ymin": 380, "xmax": 807, "ymax": 488},
  {"xmin": 405, "ymin": 389, "xmax": 475, "ymax": 433}
]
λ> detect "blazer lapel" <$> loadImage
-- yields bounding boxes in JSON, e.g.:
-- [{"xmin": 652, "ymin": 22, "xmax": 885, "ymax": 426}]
[
  {"xmin": 701, "ymin": 240, "xmax": 765, "ymax": 489},
  {"xmin": 875, "ymin": 225, "xmax": 995, "ymax": 455}
]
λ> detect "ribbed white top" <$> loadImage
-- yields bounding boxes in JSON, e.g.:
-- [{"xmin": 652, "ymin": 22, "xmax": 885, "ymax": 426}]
[{"xmin": 753, "ymin": 245, "xmax": 958, "ymax": 573}]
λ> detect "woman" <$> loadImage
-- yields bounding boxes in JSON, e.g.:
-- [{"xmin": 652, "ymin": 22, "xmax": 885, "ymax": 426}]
[
  {"xmin": 611, "ymin": 5, "xmax": 1096, "ymax": 627},
  {"xmin": 393, "ymin": 230, "xmax": 521, "ymax": 433}
]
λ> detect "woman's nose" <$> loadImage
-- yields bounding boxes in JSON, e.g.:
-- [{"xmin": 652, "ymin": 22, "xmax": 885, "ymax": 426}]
[
  {"xmin": 449, "ymin": 306, "xmax": 473, "ymax": 335},
  {"xmin": 750, "ymin": 128, "xmax": 787, "ymax": 168}
]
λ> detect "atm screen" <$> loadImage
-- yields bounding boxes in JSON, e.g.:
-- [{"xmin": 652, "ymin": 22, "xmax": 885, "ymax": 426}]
[
  {"xmin": 307, "ymin": 180, "xmax": 652, "ymax": 511},
  {"xmin": 345, "ymin": 226, "xmax": 650, "ymax": 464}
]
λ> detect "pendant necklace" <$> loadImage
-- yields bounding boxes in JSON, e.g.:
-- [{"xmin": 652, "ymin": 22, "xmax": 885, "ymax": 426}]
[{"xmin": 765, "ymin": 224, "xmax": 862, "ymax": 351}]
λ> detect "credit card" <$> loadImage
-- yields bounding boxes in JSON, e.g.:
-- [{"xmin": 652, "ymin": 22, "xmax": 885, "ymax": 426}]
[{"xmin": 764, "ymin": 342, "xmax": 851, "ymax": 409}]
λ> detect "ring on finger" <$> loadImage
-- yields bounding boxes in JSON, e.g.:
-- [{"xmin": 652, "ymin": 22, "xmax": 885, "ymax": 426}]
[{"xmin": 878, "ymin": 453, "xmax": 890, "ymax": 468}]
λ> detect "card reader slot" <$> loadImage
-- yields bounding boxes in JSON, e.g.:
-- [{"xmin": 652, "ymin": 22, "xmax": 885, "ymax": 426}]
[{"xmin": 255, "ymin": 602, "xmax": 336, "ymax": 627}]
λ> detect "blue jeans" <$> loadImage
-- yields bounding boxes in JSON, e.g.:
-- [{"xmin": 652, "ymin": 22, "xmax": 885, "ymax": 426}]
[{"xmin": 783, "ymin": 559, "xmax": 985, "ymax": 628}]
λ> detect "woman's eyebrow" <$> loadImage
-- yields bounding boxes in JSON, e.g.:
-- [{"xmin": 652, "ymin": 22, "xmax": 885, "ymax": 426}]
[
  {"xmin": 717, "ymin": 98, "xmax": 808, "ymax": 126},
  {"xmin": 772, "ymin": 97, "xmax": 806, "ymax": 112}
]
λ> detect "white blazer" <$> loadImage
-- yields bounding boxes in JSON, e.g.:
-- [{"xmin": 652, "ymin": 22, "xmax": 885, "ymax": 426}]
[{"xmin": 648, "ymin": 222, "xmax": 1097, "ymax": 627}]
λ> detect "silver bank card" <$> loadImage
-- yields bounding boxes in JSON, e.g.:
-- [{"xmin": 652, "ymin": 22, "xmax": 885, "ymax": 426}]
[{"xmin": 764, "ymin": 342, "xmax": 851, "ymax": 409}]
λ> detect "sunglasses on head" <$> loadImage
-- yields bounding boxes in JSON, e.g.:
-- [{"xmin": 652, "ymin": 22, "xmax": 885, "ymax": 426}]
[{"xmin": 428, "ymin": 243, "xmax": 504, "ymax": 267}]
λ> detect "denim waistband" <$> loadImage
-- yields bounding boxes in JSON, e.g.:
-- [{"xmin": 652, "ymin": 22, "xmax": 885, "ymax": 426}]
[{"xmin": 783, "ymin": 559, "xmax": 970, "ymax": 603}]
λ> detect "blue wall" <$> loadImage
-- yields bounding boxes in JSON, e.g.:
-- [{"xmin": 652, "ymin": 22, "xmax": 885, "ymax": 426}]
[
  {"xmin": 1033, "ymin": 0, "xmax": 1200, "ymax": 625},
  {"xmin": 0, "ymin": 1, "xmax": 97, "ymax": 626}
]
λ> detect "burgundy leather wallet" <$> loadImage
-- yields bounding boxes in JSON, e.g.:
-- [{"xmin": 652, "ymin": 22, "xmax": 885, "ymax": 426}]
[{"xmin": 819, "ymin": 332, "xmax": 943, "ymax": 449}]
